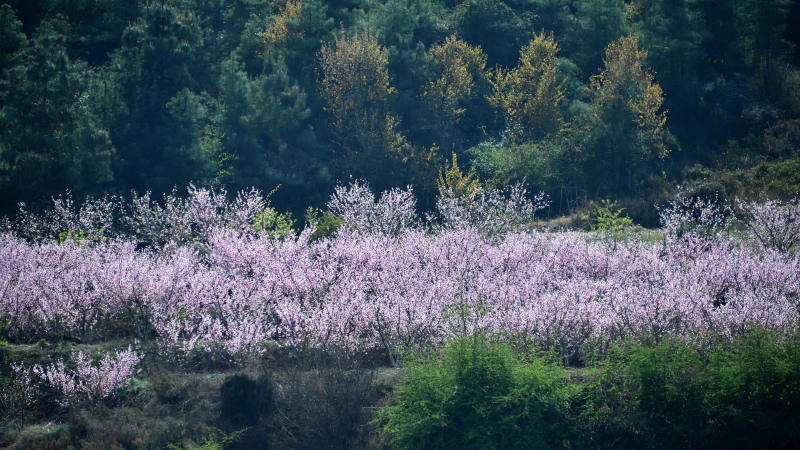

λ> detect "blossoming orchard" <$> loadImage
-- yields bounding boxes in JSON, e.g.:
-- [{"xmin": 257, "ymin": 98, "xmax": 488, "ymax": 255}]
[{"xmin": 1, "ymin": 183, "xmax": 799, "ymax": 406}]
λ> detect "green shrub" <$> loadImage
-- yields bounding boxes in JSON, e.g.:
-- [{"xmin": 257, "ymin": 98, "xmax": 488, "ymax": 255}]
[
  {"xmin": 376, "ymin": 335, "xmax": 575, "ymax": 449},
  {"xmin": 583, "ymin": 200, "xmax": 633, "ymax": 232},
  {"xmin": 703, "ymin": 328, "xmax": 800, "ymax": 449},
  {"xmin": 582, "ymin": 199, "xmax": 634, "ymax": 245},
  {"xmin": 579, "ymin": 330, "xmax": 800, "ymax": 449},
  {"xmin": 579, "ymin": 337, "xmax": 706, "ymax": 449},
  {"xmin": 251, "ymin": 209, "xmax": 295, "ymax": 240},
  {"xmin": 168, "ymin": 428, "xmax": 250, "ymax": 450},
  {"xmin": 306, "ymin": 208, "xmax": 344, "ymax": 243}
]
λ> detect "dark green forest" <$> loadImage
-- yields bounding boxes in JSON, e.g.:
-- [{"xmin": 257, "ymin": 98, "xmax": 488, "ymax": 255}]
[{"xmin": 2, "ymin": 0, "xmax": 799, "ymax": 221}]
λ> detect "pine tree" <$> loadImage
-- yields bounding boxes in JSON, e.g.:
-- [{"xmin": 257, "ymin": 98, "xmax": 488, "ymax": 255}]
[{"xmin": 0, "ymin": 17, "xmax": 115, "ymax": 208}]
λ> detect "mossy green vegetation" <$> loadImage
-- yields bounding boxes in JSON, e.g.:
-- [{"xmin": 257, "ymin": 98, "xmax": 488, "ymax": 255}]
[{"xmin": 579, "ymin": 329, "xmax": 800, "ymax": 449}]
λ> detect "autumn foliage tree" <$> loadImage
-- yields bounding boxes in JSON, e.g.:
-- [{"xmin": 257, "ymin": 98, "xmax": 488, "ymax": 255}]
[
  {"xmin": 438, "ymin": 152, "xmax": 481, "ymax": 198},
  {"xmin": 318, "ymin": 27, "xmax": 442, "ymax": 197},
  {"xmin": 260, "ymin": 0, "xmax": 303, "ymax": 54},
  {"xmin": 318, "ymin": 27, "xmax": 405, "ymax": 185},
  {"xmin": 422, "ymin": 35, "xmax": 488, "ymax": 152},
  {"xmin": 583, "ymin": 34, "xmax": 672, "ymax": 195},
  {"xmin": 488, "ymin": 32, "xmax": 566, "ymax": 141}
]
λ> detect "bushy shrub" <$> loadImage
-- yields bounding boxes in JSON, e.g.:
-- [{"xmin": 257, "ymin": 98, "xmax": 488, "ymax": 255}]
[
  {"xmin": 273, "ymin": 355, "xmax": 376, "ymax": 450},
  {"xmin": 305, "ymin": 208, "xmax": 345, "ymax": 243},
  {"xmin": 579, "ymin": 337, "xmax": 707, "ymax": 449},
  {"xmin": 703, "ymin": 328, "xmax": 800, "ymax": 449},
  {"xmin": 376, "ymin": 335, "xmax": 575, "ymax": 449},
  {"xmin": 582, "ymin": 199, "xmax": 634, "ymax": 246},
  {"xmin": 580, "ymin": 329, "xmax": 800, "ymax": 449}
]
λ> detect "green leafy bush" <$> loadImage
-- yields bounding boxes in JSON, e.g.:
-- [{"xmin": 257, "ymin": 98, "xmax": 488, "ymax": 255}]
[
  {"xmin": 168, "ymin": 428, "xmax": 250, "ymax": 450},
  {"xmin": 250, "ymin": 210, "xmax": 295, "ymax": 240},
  {"xmin": 305, "ymin": 208, "xmax": 344, "ymax": 243},
  {"xmin": 376, "ymin": 335, "xmax": 575, "ymax": 449},
  {"xmin": 582, "ymin": 199, "xmax": 634, "ymax": 245},
  {"xmin": 579, "ymin": 337, "xmax": 706, "ymax": 449},
  {"xmin": 703, "ymin": 329, "xmax": 800, "ymax": 449},
  {"xmin": 579, "ymin": 330, "xmax": 800, "ymax": 449}
]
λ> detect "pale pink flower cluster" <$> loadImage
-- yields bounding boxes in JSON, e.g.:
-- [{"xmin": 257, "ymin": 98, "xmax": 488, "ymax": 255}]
[
  {"xmin": 435, "ymin": 182, "xmax": 549, "ymax": 238},
  {"xmin": 121, "ymin": 184, "xmax": 269, "ymax": 246},
  {"xmin": 737, "ymin": 197, "xmax": 800, "ymax": 254},
  {"xmin": 327, "ymin": 181, "xmax": 418, "ymax": 236},
  {"xmin": 0, "ymin": 183, "xmax": 798, "ymax": 367},
  {"xmin": 14, "ymin": 192, "xmax": 116, "ymax": 243},
  {"xmin": 0, "ymin": 364, "xmax": 37, "ymax": 420},
  {"xmin": 33, "ymin": 347, "xmax": 141, "ymax": 406},
  {"xmin": 657, "ymin": 188, "xmax": 732, "ymax": 242},
  {"xmin": 11, "ymin": 184, "xmax": 280, "ymax": 246}
]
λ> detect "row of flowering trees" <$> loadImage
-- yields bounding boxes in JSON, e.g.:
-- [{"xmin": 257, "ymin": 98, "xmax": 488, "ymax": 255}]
[{"xmin": 1, "ymin": 183, "xmax": 799, "ymax": 405}]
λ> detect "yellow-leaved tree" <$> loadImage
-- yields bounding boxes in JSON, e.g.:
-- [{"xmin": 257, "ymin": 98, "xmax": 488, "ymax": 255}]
[
  {"xmin": 422, "ymin": 35, "xmax": 488, "ymax": 152},
  {"xmin": 488, "ymin": 32, "xmax": 565, "ymax": 141},
  {"xmin": 318, "ymin": 27, "xmax": 441, "ymax": 196},
  {"xmin": 260, "ymin": 0, "xmax": 303, "ymax": 54},
  {"xmin": 585, "ymin": 34, "xmax": 671, "ymax": 194},
  {"xmin": 318, "ymin": 27, "xmax": 405, "ymax": 183},
  {"xmin": 438, "ymin": 152, "xmax": 481, "ymax": 198}
]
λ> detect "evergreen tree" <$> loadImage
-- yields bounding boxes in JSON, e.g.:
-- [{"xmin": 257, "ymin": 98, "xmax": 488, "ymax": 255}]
[
  {"xmin": 218, "ymin": 51, "xmax": 312, "ymax": 189},
  {"xmin": 0, "ymin": 4, "xmax": 26, "ymax": 78},
  {"xmin": 747, "ymin": 0, "xmax": 793, "ymax": 73},
  {"xmin": 111, "ymin": 0, "xmax": 207, "ymax": 192},
  {"xmin": 448, "ymin": 0, "xmax": 533, "ymax": 67},
  {"xmin": 0, "ymin": 17, "xmax": 116, "ymax": 210},
  {"xmin": 265, "ymin": 0, "xmax": 334, "ymax": 101},
  {"xmin": 573, "ymin": 0, "xmax": 630, "ymax": 73},
  {"xmin": 628, "ymin": 0, "xmax": 704, "ymax": 158}
]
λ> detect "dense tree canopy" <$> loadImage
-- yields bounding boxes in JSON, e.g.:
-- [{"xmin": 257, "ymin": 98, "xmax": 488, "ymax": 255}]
[{"xmin": 0, "ymin": 0, "xmax": 799, "ymax": 220}]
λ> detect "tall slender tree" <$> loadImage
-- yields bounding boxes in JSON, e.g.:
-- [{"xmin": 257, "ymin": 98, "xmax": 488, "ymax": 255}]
[
  {"xmin": 422, "ymin": 35, "xmax": 488, "ymax": 153},
  {"xmin": 582, "ymin": 35, "xmax": 672, "ymax": 195},
  {"xmin": 318, "ymin": 27, "xmax": 405, "ymax": 188},
  {"xmin": 488, "ymin": 32, "xmax": 566, "ymax": 141}
]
